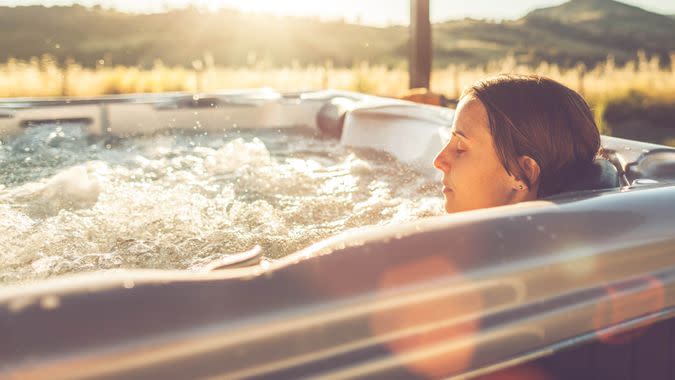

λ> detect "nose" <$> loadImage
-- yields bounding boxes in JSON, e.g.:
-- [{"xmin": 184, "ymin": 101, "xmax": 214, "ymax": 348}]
[{"xmin": 433, "ymin": 144, "xmax": 451, "ymax": 172}]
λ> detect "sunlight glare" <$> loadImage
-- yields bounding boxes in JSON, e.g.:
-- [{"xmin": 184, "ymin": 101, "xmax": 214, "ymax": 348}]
[{"xmin": 213, "ymin": 0, "xmax": 403, "ymax": 26}]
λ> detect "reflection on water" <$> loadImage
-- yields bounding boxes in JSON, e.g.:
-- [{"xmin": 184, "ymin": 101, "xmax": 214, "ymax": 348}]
[{"xmin": 0, "ymin": 124, "xmax": 443, "ymax": 284}]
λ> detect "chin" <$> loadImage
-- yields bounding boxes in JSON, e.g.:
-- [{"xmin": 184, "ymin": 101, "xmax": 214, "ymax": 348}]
[{"xmin": 443, "ymin": 200, "xmax": 455, "ymax": 214}]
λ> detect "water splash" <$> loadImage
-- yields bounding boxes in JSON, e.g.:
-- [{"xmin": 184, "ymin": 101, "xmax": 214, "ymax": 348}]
[{"xmin": 0, "ymin": 125, "xmax": 444, "ymax": 284}]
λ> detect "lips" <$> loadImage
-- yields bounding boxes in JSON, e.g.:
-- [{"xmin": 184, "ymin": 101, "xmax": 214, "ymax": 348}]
[{"xmin": 442, "ymin": 178, "xmax": 453, "ymax": 194}]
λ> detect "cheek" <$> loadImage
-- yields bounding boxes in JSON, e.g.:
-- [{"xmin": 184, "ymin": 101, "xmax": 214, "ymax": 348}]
[
  {"xmin": 479, "ymin": 165, "xmax": 515, "ymax": 203},
  {"xmin": 452, "ymin": 158, "xmax": 490, "ymax": 190},
  {"xmin": 451, "ymin": 158, "xmax": 512, "ymax": 209}
]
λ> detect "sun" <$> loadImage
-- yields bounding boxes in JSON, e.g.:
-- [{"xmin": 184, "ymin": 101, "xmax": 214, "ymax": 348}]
[
  {"xmin": 229, "ymin": 0, "xmax": 343, "ymax": 18},
  {"xmin": 220, "ymin": 0, "xmax": 401, "ymax": 26}
]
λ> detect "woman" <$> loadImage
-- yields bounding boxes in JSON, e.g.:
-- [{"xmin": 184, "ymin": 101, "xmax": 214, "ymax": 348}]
[{"xmin": 434, "ymin": 74, "xmax": 603, "ymax": 214}]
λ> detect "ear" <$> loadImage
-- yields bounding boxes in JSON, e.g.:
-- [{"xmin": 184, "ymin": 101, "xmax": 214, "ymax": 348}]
[{"xmin": 516, "ymin": 155, "xmax": 541, "ymax": 190}]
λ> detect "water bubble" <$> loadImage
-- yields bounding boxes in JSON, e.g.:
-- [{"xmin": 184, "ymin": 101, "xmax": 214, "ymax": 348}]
[{"xmin": 0, "ymin": 129, "xmax": 443, "ymax": 284}]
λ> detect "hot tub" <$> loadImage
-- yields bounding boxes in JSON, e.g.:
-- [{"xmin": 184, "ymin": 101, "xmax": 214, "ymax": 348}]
[
  {"xmin": 0, "ymin": 90, "xmax": 445, "ymax": 285},
  {"xmin": 1, "ymin": 90, "xmax": 675, "ymax": 380}
]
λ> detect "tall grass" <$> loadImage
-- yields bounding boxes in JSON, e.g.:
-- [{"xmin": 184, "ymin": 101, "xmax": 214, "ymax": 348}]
[{"xmin": 1, "ymin": 51, "xmax": 674, "ymax": 108}]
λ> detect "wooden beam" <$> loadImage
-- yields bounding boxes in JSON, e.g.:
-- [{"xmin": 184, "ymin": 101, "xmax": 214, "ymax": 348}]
[{"xmin": 409, "ymin": 0, "xmax": 432, "ymax": 89}]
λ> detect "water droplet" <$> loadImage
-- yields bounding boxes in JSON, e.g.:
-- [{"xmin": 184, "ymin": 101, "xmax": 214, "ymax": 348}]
[
  {"xmin": 40, "ymin": 295, "xmax": 60, "ymax": 310},
  {"xmin": 536, "ymin": 225, "xmax": 545, "ymax": 232},
  {"xmin": 8, "ymin": 297, "xmax": 35, "ymax": 312},
  {"xmin": 123, "ymin": 280, "xmax": 135, "ymax": 289}
]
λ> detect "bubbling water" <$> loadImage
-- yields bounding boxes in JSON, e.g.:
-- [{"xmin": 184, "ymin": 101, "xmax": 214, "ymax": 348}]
[{"xmin": 0, "ymin": 124, "xmax": 443, "ymax": 285}]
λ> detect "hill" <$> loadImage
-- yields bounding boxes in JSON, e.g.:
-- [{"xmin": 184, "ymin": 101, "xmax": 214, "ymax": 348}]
[
  {"xmin": 0, "ymin": 5, "xmax": 407, "ymax": 67},
  {"xmin": 524, "ymin": 0, "xmax": 675, "ymax": 52},
  {"xmin": 0, "ymin": 0, "xmax": 673, "ymax": 68},
  {"xmin": 433, "ymin": 0, "xmax": 675, "ymax": 67}
]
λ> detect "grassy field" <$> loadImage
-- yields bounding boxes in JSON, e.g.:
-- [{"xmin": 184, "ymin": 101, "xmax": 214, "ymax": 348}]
[{"xmin": 1, "ymin": 53, "xmax": 674, "ymax": 145}]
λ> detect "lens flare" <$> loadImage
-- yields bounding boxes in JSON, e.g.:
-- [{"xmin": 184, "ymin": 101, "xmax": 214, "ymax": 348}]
[
  {"xmin": 370, "ymin": 256, "xmax": 482, "ymax": 378},
  {"xmin": 592, "ymin": 275, "xmax": 665, "ymax": 345}
]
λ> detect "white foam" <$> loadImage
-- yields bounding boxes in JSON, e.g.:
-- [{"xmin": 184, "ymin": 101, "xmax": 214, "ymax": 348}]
[{"xmin": 0, "ymin": 128, "xmax": 444, "ymax": 285}]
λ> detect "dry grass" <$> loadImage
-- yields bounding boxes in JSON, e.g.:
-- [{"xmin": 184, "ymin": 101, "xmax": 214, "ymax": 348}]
[
  {"xmin": 1, "ymin": 52, "xmax": 674, "ymax": 108},
  {"xmin": 2, "ymin": 52, "xmax": 674, "ymax": 145}
]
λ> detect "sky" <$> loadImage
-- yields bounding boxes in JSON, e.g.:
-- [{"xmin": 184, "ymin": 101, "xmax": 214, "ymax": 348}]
[{"xmin": 1, "ymin": 0, "xmax": 674, "ymax": 26}]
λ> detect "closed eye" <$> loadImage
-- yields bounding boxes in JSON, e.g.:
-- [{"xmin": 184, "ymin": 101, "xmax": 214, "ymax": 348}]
[{"xmin": 453, "ymin": 136, "xmax": 466, "ymax": 155}]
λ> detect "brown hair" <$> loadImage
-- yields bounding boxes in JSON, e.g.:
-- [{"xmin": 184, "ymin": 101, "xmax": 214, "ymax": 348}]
[{"xmin": 462, "ymin": 74, "xmax": 602, "ymax": 198}]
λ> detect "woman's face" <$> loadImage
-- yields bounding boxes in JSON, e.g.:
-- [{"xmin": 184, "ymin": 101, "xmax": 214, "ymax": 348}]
[{"xmin": 433, "ymin": 97, "xmax": 522, "ymax": 213}]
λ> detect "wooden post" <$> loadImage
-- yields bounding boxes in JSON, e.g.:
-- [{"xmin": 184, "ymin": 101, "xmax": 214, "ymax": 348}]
[{"xmin": 410, "ymin": 0, "xmax": 432, "ymax": 89}]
